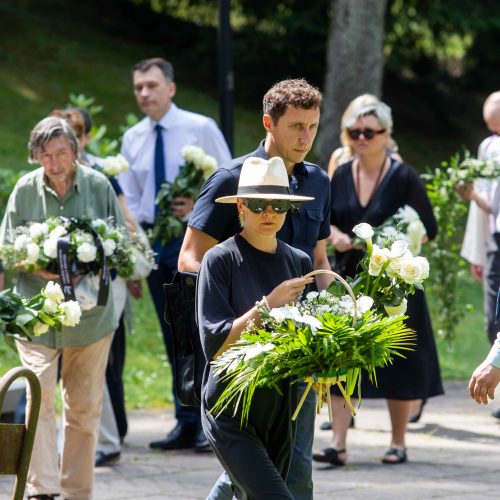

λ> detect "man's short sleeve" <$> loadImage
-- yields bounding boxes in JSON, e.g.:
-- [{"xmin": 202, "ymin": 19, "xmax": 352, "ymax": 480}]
[{"xmin": 188, "ymin": 167, "xmax": 241, "ymax": 242}]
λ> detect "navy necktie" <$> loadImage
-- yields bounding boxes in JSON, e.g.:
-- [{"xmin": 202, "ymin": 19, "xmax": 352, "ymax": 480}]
[{"xmin": 154, "ymin": 124, "xmax": 165, "ymax": 196}]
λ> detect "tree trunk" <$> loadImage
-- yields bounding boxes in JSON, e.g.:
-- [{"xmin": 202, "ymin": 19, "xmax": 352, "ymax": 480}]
[{"xmin": 315, "ymin": 0, "xmax": 388, "ymax": 168}]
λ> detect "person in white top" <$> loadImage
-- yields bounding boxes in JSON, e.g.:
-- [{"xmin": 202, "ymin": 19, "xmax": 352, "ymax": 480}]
[
  {"xmin": 458, "ymin": 91, "xmax": 500, "ymax": 419},
  {"xmin": 119, "ymin": 58, "xmax": 231, "ymax": 451},
  {"xmin": 469, "ymin": 332, "xmax": 500, "ymax": 405}
]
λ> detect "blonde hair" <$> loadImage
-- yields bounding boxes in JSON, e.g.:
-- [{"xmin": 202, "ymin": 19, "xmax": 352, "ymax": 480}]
[{"xmin": 339, "ymin": 94, "xmax": 398, "ymax": 155}]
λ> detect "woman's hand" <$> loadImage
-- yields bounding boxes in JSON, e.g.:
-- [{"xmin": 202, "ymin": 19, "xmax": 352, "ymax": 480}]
[
  {"xmin": 266, "ymin": 276, "xmax": 315, "ymax": 308},
  {"xmin": 329, "ymin": 225, "xmax": 356, "ymax": 252}
]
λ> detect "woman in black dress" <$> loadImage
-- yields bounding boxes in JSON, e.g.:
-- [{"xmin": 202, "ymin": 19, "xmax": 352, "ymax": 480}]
[
  {"xmin": 314, "ymin": 99, "xmax": 443, "ymax": 465},
  {"xmin": 197, "ymin": 156, "xmax": 315, "ymax": 499}
]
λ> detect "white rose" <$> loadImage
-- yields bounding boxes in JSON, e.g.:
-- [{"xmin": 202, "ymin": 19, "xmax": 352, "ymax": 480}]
[
  {"xmin": 384, "ymin": 299, "xmax": 408, "ymax": 317},
  {"xmin": 407, "ymin": 220, "xmax": 426, "ymax": 256},
  {"xmin": 50, "ymin": 225, "xmax": 67, "ymax": 239},
  {"xmin": 386, "ymin": 255, "xmax": 404, "ymax": 278},
  {"xmin": 102, "ymin": 156, "xmax": 119, "ymax": 176},
  {"xmin": 201, "ymin": 154, "xmax": 217, "ymax": 176},
  {"xmin": 29, "ymin": 222, "xmax": 49, "ymax": 239},
  {"xmin": 92, "ymin": 219, "xmax": 108, "ymax": 231},
  {"xmin": 43, "ymin": 298, "xmax": 58, "ymax": 314},
  {"xmin": 60, "ymin": 301, "xmax": 82, "ymax": 327},
  {"xmin": 33, "ymin": 321, "xmax": 50, "ymax": 335},
  {"xmin": 368, "ymin": 245, "xmax": 389, "ymax": 276},
  {"xmin": 182, "ymin": 145, "xmax": 204, "ymax": 164},
  {"xmin": 356, "ymin": 296, "xmax": 374, "ymax": 314},
  {"xmin": 102, "ymin": 239, "xmax": 117, "ymax": 256},
  {"xmin": 389, "ymin": 240, "xmax": 408, "ymax": 259},
  {"xmin": 352, "ymin": 223, "xmax": 374, "ymax": 240},
  {"xmin": 414, "ymin": 256, "xmax": 430, "ymax": 281},
  {"xmin": 44, "ymin": 281, "xmax": 65, "ymax": 303},
  {"xmin": 306, "ymin": 291, "xmax": 319, "ymax": 300},
  {"xmin": 43, "ymin": 238, "xmax": 58, "ymax": 259},
  {"xmin": 26, "ymin": 243, "xmax": 40, "ymax": 264},
  {"xmin": 399, "ymin": 256, "xmax": 424, "ymax": 284},
  {"xmin": 116, "ymin": 154, "xmax": 129, "ymax": 172},
  {"xmin": 14, "ymin": 234, "xmax": 29, "ymax": 252},
  {"xmin": 77, "ymin": 242, "xmax": 97, "ymax": 263}
]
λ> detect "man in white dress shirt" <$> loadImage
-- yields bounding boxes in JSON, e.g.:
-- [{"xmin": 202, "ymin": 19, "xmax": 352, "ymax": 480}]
[
  {"xmin": 459, "ymin": 91, "xmax": 500, "ymax": 419},
  {"xmin": 119, "ymin": 58, "xmax": 231, "ymax": 450}
]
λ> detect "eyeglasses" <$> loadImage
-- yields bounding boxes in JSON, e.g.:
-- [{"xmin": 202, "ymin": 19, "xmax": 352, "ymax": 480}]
[
  {"xmin": 242, "ymin": 198, "xmax": 292, "ymax": 214},
  {"xmin": 347, "ymin": 128, "xmax": 386, "ymax": 140}
]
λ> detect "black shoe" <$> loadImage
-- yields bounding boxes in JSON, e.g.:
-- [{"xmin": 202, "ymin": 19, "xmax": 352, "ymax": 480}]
[
  {"xmin": 95, "ymin": 451, "xmax": 121, "ymax": 467},
  {"xmin": 28, "ymin": 496, "xmax": 58, "ymax": 500},
  {"xmin": 492, "ymin": 407, "xmax": 500, "ymax": 419},
  {"xmin": 312, "ymin": 447, "xmax": 346, "ymax": 466},
  {"xmin": 194, "ymin": 427, "xmax": 212, "ymax": 453},
  {"xmin": 149, "ymin": 423, "xmax": 196, "ymax": 450},
  {"xmin": 408, "ymin": 399, "xmax": 427, "ymax": 423}
]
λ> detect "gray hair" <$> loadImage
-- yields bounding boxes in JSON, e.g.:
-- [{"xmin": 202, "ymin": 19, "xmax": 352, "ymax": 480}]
[
  {"xmin": 28, "ymin": 116, "xmax": 79, "ymax": 164},
  {"xmin": 342, "ymin": 101, "xmax": 393, "ymax": 131}
]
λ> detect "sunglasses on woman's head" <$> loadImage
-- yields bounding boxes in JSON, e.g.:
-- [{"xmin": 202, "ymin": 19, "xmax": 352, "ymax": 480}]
[
  {"xmin": 347, "ymin": 128, "xmax": 386, "ymax": 140},
  {"xmin": 242, "ymin": 198, "xmax": 296, "ymax": 214}
]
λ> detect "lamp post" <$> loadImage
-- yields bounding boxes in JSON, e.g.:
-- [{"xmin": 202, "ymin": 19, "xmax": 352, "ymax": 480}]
[{"xmin": 218, "ymin": 0, "xmax": 234, "ymax": 154}]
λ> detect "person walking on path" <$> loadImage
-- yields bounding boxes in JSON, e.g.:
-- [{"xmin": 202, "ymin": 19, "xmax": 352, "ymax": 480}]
[
  {"xmin": 198, "ymin": 156, "xmax": 315, "ymax": 499},
  {"xmin": 118, "ymin": 57, "xmax": 231, "ymax": 452},
  {"xmin": 179, "ymin": 78, "xmax": 331, "ymax": 500},
  {"xmin": 0, "ymin": 117, "xmax": 124, "ymax": 500},
  {"xmin": 313, "ymin": 98, "xmax": 443, "ymax": 467},
  {"xmin": 459, "ymin": 91, "xmax": 500, "ymax": 419}
]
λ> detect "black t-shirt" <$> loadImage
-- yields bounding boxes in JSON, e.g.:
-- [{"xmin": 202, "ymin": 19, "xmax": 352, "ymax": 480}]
[
  {"xmin": 197, "ymin": 234, "xmax": 312, "ymax": 414},
  {"xmin": 189, "ymin": 141, "xmax": 331, "ymax": 261}
]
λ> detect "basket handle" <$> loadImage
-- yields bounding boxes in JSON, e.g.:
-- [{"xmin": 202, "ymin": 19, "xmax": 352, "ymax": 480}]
[{"xmin": 303, "ymin": 269, "xmax": 358, "ymax": 325}]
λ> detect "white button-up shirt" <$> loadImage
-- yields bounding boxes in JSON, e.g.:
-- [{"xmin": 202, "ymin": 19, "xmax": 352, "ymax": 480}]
[
  {"xmin": 486, "ymin": 332, "xmax": 500, "ymax": 368},
  {"xmin": 119, "ymin": 103, "xmax": 231, "ymax": 224},
  {"xmin": 461, "ymin": 135, "xmax": 500, "ymax": 265}
]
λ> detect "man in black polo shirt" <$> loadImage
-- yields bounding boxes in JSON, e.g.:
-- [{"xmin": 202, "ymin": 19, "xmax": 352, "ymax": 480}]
[{"xmin": 179, "ymin": 78, "xmax": 331, "ymax": 500}]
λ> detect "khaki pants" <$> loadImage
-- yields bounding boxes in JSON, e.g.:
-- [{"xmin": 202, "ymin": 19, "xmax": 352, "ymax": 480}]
[{"xmin": 17, "ymin": 334, "xmax": 113, "ymax": 499}]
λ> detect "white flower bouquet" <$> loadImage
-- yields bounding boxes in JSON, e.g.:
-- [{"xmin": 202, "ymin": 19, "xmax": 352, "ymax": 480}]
[
  {"xmin": 211, "ymin": 263, "xmax": 416, "ymax": 425},
  {"xmin": 152, "ymin": 145, "xmax": 217, "ymax": 245},
  {"xmin": 0, "ymin": 215, "xmax": 143, "ymax": 279},
  {"xmin": 357, "ymin": 205, "xmax": 427, "ymax": 256},
  {"xmin": 455, "ymin": 154, "xmax": 500, "ymax": 183},
  {"xmin": 349, "ymin": 222, "xmax": 430, "ymax": 317},
  {"xmin": 0, "ymin": 281, "xmax": 82, "ymax": 350}
]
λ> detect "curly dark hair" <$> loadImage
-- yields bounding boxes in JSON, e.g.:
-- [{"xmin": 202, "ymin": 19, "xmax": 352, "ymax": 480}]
[{"xmin": 263, "ymin": 79, "xmax": 323, "ymax": 123}]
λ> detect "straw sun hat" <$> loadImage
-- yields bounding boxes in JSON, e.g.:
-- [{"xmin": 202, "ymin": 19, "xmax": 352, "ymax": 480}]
[{"xmin": 216, "ymin": 156, "xmax": 314, "ymax": 204}]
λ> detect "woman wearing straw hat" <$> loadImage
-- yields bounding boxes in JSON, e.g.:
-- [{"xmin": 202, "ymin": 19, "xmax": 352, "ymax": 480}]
[{"xmin": 197, "ymin": 156, "xmax": 315, "ymax": 499}]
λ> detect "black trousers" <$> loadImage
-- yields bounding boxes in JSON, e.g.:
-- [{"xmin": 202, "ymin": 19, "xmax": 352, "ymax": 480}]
[
  {"xmin": 147, "ymin": 262, "xmax": 200, "ymax": 427},
  {"xmin": 106, "ymin": 314, "xmax": 128, "ymax": 439},
  {"xmin": 484, "ymin": 234, "xmax": 500, "ymax": 345}
]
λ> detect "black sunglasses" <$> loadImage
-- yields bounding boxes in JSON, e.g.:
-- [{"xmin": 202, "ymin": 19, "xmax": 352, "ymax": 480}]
[
  {"xmin": 242, "ymin": 198, "xmax": 295, "ymax": 214},
  {"xmin": 347, "ymin": 128, "xmax": 386, "ymax": 140}
]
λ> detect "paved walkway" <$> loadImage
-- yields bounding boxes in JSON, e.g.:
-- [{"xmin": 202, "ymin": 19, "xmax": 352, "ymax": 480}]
[{"xmin": 1, "ymin": 381, "xmax": 499, "ymax": 499}]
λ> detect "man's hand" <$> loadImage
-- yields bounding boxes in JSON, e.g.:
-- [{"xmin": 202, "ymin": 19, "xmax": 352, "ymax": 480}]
[
  {"xmin": 34, "ymin": 270, "xmax": 59, "ymax": 281},
  {"xmin": 470, "ymin": 264, "xmax": 484, "ymax": 282},
  {"xmin": 172, "ymin": 196, "xmax": 195, "ymax": 219},
  {"xmin": 455, "ymin": 180, "xmax": 474, "ymax": 200},
  {"xmin": 127, "ymin": 279, "xmax": 143, "ymax": 299},
  {"xmin": 469, "ymin": 360, "xmax": 500, "ymax": 404}
]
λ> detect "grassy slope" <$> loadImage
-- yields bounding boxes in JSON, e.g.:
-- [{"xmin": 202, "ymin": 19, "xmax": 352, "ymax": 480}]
[{"xmin": 0, "ymin": 2, "xmax": 491, "ymax": 408}]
